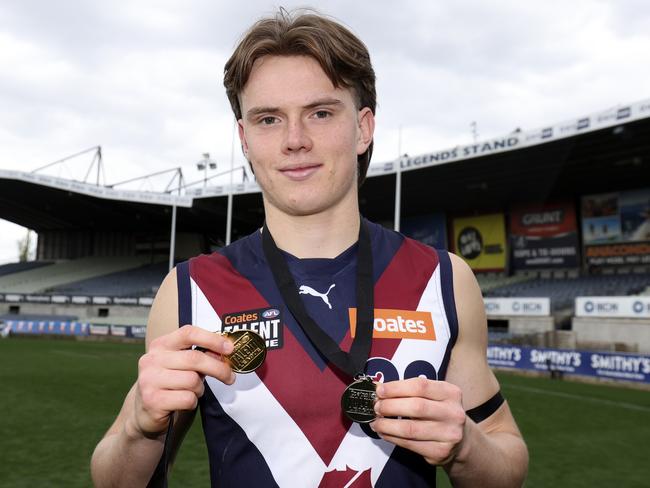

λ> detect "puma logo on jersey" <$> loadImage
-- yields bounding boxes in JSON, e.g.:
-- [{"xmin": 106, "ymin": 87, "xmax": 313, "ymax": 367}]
[{"xmin": 298, "ymin": 284, "xmax": 336, "ymax": 309}]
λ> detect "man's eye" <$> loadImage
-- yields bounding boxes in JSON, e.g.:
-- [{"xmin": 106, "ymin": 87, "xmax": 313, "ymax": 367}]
[
  {"xmin": 314, "ymin": 110, "xmax": 330, "ymax": 119},
  {"xmin": 260, "ymin": 116, "xmax": 277, "ymax": 125}
]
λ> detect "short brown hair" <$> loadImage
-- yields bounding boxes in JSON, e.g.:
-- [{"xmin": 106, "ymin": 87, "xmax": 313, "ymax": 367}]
[{"xmin": 224, "ymin": 8, "xmax": 376, "ymax": 186}]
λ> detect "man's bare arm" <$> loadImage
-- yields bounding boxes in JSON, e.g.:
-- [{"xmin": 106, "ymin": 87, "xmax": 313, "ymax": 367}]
[
  {"xmin": 442, "ymin": 253, "xmax": 528, "ymax": 487},
  {"xmin": 90, "ymin": 269, "xmax": 235, "ymax": 488}
]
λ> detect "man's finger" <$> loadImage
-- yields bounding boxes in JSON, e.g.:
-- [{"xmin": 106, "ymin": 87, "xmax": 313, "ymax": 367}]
[
  {"xmin": 152, "ymin": 369, "xmax": 206, "ymax": 396},
  {"xmin": 376, "ymin": 377, "xmax": 461, "ymax": 402},
  {"xmin": 150, "ymin": 325, "xmax": 234, "ymax": 355},
  {"xmin": 371, "ymin": 417, "xmax": 463, "ymax": 444},
  {"xmin": 374, "ymin": 396, "xmax": 451, "ymax": 420},
  {"xmin": 155, "ymin": 349, "xmax": 235, "ymax": 384}
]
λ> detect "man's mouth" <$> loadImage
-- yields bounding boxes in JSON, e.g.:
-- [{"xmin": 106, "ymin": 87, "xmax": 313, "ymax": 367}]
[{"xmin": 279, "ymin": 163, "xmax": 322, "ymax": 180}]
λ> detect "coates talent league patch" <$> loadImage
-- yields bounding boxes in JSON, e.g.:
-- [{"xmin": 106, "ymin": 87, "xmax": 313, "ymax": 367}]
[{"xmin": 221, "ymin": 307, "xmax": 284, "ymax": 350}]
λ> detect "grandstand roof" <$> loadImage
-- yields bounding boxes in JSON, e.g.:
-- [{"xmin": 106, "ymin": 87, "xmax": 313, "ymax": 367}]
[{"xmin": 2, "ymin": 101, "xmax": 649, "ymax": 237}]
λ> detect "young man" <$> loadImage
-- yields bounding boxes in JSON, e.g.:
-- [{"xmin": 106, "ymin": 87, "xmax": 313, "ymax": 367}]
[{"xmin": 91, "ymin": 10, "xmax": 528, "ymax": 487}]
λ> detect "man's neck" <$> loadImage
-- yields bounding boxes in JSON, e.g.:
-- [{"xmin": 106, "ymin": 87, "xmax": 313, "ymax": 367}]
[{"xmin": 264, "ymin": 202, "xmax": 361, "ymax": 259}]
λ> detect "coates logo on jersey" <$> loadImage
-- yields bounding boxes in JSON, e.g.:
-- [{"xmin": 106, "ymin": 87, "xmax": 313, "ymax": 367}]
[
  {"xmin": 222, "ymin": 307, "xmax": 283, "ymax": 349},
  {"xmin": 348, "ymin": 308, "xmax": 436, "ymax": 340}
]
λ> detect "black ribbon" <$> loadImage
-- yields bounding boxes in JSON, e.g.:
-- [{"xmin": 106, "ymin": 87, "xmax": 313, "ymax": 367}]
[{"xmin": 262, "ymin": 218, "xmax": 374, "ymax": 378}]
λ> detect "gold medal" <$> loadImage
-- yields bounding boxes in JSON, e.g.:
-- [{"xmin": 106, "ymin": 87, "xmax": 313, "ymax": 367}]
[
  {"xmin": 222, "ymin": 329, "xmax": 267, "ymax": 373},
  {"xmin": 341, "ymin": 376, "xmax": 377, "ymax": 423}
]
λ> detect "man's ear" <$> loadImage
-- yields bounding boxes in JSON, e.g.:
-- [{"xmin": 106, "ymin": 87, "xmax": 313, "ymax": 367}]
[
  {"xmin": 238, "ymin": 119, "xmax": 249, "ymax": 158},
  {"xmin": 356, "ymin": 107, "xmax": 375, "ymax": 156}
]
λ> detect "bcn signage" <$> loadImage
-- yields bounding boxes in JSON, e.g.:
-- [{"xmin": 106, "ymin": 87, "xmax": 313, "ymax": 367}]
[
  {"xmin": 575, "ymin": 297, "xmax": 650, "ymax": 318},
  {"xmin": 483, "ymin": 298, "xmax": 551, "ymax": 317}
]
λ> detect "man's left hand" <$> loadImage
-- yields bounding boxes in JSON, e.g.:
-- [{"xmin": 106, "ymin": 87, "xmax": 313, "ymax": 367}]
[{"xmin": 370, "ymin": 377, "xmax": 467, "ymax": 465}]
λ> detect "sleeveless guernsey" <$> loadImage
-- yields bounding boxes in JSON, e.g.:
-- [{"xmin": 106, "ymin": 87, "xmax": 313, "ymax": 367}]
[{"xmin": 176, "ymin": 219, "xmax": 458, "ymax": 487}]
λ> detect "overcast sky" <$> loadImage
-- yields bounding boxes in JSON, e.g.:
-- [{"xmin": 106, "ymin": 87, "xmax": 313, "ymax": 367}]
[{"xmin": 1, "ymin": 0, "xmax": 649, "ymax": 263}]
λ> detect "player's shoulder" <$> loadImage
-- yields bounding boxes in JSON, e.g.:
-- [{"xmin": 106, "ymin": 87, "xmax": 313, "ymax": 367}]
[
  {"xmin": 447, "ymin": 252, "xmax": 479, "ymax": 287},
  {"xmin": 146, "ymin": 267, "xmax": 179, "ymax": 348}
]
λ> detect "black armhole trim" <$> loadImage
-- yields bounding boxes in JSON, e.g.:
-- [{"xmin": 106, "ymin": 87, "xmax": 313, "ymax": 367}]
[
  {"xmin": 466, "ymin": 391, "xmax": 505, "ymax": 423},
  {"xmin": 176, "ymin": 260, "xmax": 192, "ymax": 327},
  {"xmin": 437, "ymin": 249, "xmax": 459, "ymax": 380}
]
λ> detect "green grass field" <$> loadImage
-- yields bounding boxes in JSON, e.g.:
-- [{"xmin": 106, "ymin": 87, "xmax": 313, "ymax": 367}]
[{"xmin": 1, "ymin": 337, "xmax": 649, "ymax": 487}]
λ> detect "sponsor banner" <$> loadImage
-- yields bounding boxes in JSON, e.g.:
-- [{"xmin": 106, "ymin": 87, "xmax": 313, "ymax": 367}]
[
  {"xmin": 110, "ymin": 325, "xmax": 128, "ymax": 337},
  {"xmin": 484, "ymin": 298, "xmax": 551, "ymax": 317},
  {"xmin": 585, "ymin": 242, "xmax": 650, "ymax": 266},
  {"xmin": 129, "ymin": 326, "xmax": 147, "ymax": 339},
  {"xmin": 367, "ymin": 98, "xmax": 650, "ymax": 177},
  {"xmin": 510, "ymin": 202, "xmax": 579, "ymax": 269},
  {"xmin": 92, "ymin": 296, "xmax": 112, "ymax": 305},
  {"xmin": 5, "ymin": 320, "xmax": 89, "ymax": 336},
  {"xmin": 453, "ymin": 214, "xmax": 507, "ymax": 271},
  {"xmin": 400, "ymin": 212, "xmax": 448, "ymax": 249},
  {"xmin": 582, "ymin": 188, "xmax": 650, "ymax": 267},
  {"xmin": 575, "ymin": 296, "xmax": 650, "ymax": 318},
  {"xmin": 349, "ymin": 308, "xmax": 436, "ymax": 340},
  {"xmin": 112, "ymin": 297, "xmax": 140, "ymax": 306},
  {"xmin": 487, "ymin": 345, "xmax": 650, "ymax": 383},
  {"xmin": 89, "ymin": 324, "xmax": 110, "ymax": 335},
  {"xmin": 0, "ymin": 169, "xmax": 193, "ymax": 207},
  {"xmin": 25, "ymin": 294, "xmax": 52, "ymax": 304},
  {"xmin": 221, "ymin": 307, "xmax": 283, "ymax": 349},
  {"xmin": 0, "ymin": 293, "xmax": 155, "ymax": 305},
  {"xmin": 401, "ymin": 213, "xmax": 447, "ymax": 249},
  {"xmin": 188, "ymin": 180, "xmax": 261, "ymax": 198}
]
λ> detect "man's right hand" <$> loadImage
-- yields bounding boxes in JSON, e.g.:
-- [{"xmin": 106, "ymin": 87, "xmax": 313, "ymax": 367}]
[{"xmin": 129, "ymin": 325, "xmax": 236, "ymax": 439}]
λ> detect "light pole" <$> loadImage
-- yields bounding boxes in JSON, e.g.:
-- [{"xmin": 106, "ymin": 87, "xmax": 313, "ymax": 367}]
[{"xmin": 196, "ymin": 152, "xmax": 217, "ymax": 189}]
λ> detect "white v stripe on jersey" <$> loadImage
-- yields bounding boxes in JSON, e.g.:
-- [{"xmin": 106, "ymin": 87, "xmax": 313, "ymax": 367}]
[
  {"xmin": 205, "ymin": 373, "xmax": 328, "ymax": 487},
  {"xmin": 190, "ymin": 277, "xmax": 221, "ymax": 332},
  {"xmin": 195, "ymin": 288, "xmax": 328, "ymax": 487}
]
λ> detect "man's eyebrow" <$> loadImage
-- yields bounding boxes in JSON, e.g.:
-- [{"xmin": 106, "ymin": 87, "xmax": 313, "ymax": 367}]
[
  {"xmin": 245, "ymin": 106, "xmax": 280, "ymax": 120},
  {"xmin": 245, "ymin": 97, "xmax": 344, "ymax": 120},
  {"xmin": 302, "ymin": 97, "xmax": 343, "ymax": 110}
]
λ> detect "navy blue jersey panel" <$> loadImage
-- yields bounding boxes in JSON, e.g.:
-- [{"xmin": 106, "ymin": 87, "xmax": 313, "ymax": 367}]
[
  {"xmin": 376, "ymin": 446, "xmax": 436, "ymax": 487},
  {"xmin": 200, "ymin": 387, "xmax": 279, "ymax": 487},
  {"xmin": 436, "ymin": 249, "xmax": 459, "ymax": 380}
]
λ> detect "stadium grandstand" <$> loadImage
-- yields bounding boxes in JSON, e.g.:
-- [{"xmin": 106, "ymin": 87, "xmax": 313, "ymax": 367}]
[{"xmin": 1, "ymin": 98, "xmax": 650, "ymax": 383}]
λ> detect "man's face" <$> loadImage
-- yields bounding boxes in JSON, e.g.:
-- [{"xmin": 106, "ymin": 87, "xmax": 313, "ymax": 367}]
[{"xmin": 237, "ymin": 55, "xmax": 374, "ymax": 217}]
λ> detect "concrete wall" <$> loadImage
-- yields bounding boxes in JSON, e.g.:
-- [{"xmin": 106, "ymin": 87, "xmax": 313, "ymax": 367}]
[
  {"xmin": 489, "ymin": 315, "xmax": 555, "ymax": 334},
  {"xmin": 0, "ymin": 302, "xmax": 149, "ymax": 324},
  {"xmin": 572, "ymin": 317, "xmax": 650, "ymax": 353}
]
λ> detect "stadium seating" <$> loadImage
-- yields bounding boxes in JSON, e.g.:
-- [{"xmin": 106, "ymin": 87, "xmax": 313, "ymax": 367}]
[
  {"xmin": 0, "ymin": 313, "xmax": 78, "ymax": 322},
  {"xmin": 0, "ymin": 256, "xmax": 163, "ymax": 294},
  {"xmin": 484, "ymin": 273, "xmax": 650, "ymax": 310},
  {"xmin": 0, "ymin": 261, "xmax": 53, "ymax": 277},
  {"xmin": 49, "ymin": 262, "xmax": 168, "ymax": 297},
  {"xmin": 475, "ymin": 273, "xmax": 534, "ymax": 293}
]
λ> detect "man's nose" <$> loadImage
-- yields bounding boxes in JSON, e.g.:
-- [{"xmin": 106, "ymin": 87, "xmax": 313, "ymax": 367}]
[{"xmin": 282, "ymin": 118, "xmax": 313, "ymax": 154}]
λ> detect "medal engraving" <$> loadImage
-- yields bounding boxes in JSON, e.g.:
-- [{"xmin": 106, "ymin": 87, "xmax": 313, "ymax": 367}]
[
  {"xmin": 223, "ymin": 329, "xmax": 267, "ymax": 373},
  {"xmin": 341, "ymin": 377, "xmax": 377, "ymax": 423}
]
